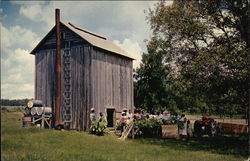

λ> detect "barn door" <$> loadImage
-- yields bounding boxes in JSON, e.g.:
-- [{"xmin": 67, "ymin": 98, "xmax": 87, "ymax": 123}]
[
  {"xmin": 62, "ymin": 41, "xmax": 72, "ymax": 126},
  {"xmin": 107, "ymin": 109, "xmax": 115, "ymax": 127}
]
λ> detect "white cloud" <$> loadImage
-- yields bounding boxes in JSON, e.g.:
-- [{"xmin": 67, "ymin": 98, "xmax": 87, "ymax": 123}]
[
  {"xmin": 20, "ymin": 4, "xmax": 43, "ymax": 21},
  {"xmin": 19, "ymin": 2, "xmax": 54, "ymax": 29},
  {"xmin": 1, "ymin": 23, "xmax": 39, "ymax": 50},
  {"xmin": 1, "ymin": 23, "xmax": 35, "ymax": 99},
  {"xmin": 1, "ymin": 83, "xmax": 34, "ymax": 99},
  {"xmin": 17, "ymin": 1, "xmax": 155, "ymax": 42},
  {"xmin": 114, "ymin": 39, "xmax": 142, "ymax": 69},
  {"xmin": 1, "ymin": 48, "xmax": 35, "ymax": 99},
  {"xmin": 16, "ymin": 1, "xmax": 158, "ymax": 51}
]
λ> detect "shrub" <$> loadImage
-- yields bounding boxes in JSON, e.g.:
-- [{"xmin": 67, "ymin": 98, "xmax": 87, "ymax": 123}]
[
  {"xmin": 115, "ymin": 120, "xmax": 121, "ymax": 130},
  {"xmin": 134, "ymin": 119, "xmax": 184, "ymax": 137},
  {"xmin": 90, "ymin": 120, "xmax": 109, "ymax": 136},
  {"xmin": 134, "ymin": 119, "xmax": 163, "ymax": 137}
]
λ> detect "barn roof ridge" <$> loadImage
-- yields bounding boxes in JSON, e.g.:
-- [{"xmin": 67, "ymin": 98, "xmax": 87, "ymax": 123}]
[
  {"xmin": 67, "ymin": 22, "xmax": 107, "ymax": 40},
  {"xmin": 30, "ymin": 21, "xmax": 136, "ymax": 60}
]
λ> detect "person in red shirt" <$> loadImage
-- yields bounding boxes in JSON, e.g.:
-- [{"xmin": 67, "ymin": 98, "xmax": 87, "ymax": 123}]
[{"xmin": 120, "ymin": 112, "xmax": 126, "ymax": 133}]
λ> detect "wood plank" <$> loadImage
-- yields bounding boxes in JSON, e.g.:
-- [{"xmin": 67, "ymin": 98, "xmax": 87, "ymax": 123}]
[
  {"xmin": 104, "ymin": 53, "xmax": 107, "ymax": 108},
  {"xmin": 87, "ymin": 45, "xmax": 92, "ymax": 129},
  {"xmin": 130, "ymin": 61, "xmax": 133, "ymax": 110},
  {"xmin": 79, "ymin": 46, "xmax": 84, "ymax": 130},
  {"xmin": 37, "ymin": 52, "xmax": 41, "ymax": 100},
  {"xmin": 46, "ymin": 51, "xmax": 49, "ymax": 106},
  {"xmin": 82, "ymin": 46, "xmax": 86, "ymax": 130},
  {"xmin": 52, "ymin": 50, "xmax": 56, "ymax": 114}
]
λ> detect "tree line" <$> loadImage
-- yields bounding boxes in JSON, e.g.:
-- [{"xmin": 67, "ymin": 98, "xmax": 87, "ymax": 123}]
[
  {"xmin": 1, "ymin": 99, "xmax": 30, "ymax": 106},
  {"xmin": 134, "ymin": 0, "xmax": 249, "ymax": 118}
]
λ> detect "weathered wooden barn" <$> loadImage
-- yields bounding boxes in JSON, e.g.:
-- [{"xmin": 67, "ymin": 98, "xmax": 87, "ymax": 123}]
[{"xmin": 30, "ymin": 10, "xmax": 135, "ymax": 130}]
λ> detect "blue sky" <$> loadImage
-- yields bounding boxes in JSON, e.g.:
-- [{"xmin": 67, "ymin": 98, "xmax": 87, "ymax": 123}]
[{"xmin": 1, "ymin": 1, "xmax": 173, "ymax": 99}]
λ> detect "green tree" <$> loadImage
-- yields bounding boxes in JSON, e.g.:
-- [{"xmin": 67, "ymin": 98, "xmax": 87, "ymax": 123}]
[
  {"xmin": 135, "ymin": 0, "xmax": 248, "ymax": 117},
  {"xmin": 134, "ymin": 37, "xmax": 170, "ymax": 114}
]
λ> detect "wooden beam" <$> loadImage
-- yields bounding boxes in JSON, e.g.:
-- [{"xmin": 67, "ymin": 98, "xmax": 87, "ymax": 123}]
[{"xmin": 55, "ymin": 8, "xmax": 63, "ymax": 127}]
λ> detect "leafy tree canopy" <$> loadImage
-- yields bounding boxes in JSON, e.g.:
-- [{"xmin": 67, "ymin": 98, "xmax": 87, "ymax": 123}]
[{"xmin": 134, "ymin": 0, "xmax": 249, "ymax": 117}]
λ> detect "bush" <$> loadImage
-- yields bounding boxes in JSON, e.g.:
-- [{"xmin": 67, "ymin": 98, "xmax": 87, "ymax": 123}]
[
  {"xmin": 134, "ymin": 119, "xmax": 184, "ymax": 137},
  {"xmin": 134, "ymin": 119, "xmax": 163, "ymax": 129},
  {"xmin": 115, "ymin": 120, "xmax": 121, "ymax": 130},
  {"xmin": 134, "ymin": 119, "xmax": 163, "ymax": 137},
  {"xmin": 90, "ymin": 120, "xmax": 109, "ymax": 136}
]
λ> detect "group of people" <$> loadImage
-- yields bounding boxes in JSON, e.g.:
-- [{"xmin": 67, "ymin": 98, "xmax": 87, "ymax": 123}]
[
  {"xmin": 90, "ymin": 107, "xmax": 190, "ymax": 140},
  {"xmin": 130, "ymin": 109, "xmax": 182, "ymax": 121},
  {"xmin": 156, "ymin": 111, "xmax": 190, "ymax": 140},
  {"xmin": 119, "ymin": 108, "xmax": 190, "ymax": 139},
  {"xmin": 90, "ymin": 108, "xmax": 105, "ymax": 124}
]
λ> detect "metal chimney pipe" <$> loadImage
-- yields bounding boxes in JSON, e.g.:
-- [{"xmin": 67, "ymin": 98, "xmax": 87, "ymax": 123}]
[{"xmin": 55, "ymin": 8, "xmax": 62, "ymax": 127}]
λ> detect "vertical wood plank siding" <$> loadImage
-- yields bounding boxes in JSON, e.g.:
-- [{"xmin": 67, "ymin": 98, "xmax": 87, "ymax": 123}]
[
  {"xmin": 89, "ymin": 48, "xmax": 133, "ymax": 121},
  {"xmin": 35, "ymin": 49, "xmax": 56, "ymax": 114},
  {"xmin": 34, "ymin": 24, "xmax": 133, "ymax": 130}
]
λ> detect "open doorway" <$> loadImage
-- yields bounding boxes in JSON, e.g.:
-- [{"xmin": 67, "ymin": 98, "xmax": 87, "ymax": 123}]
[{"xmin": 106, "ymin": 109, "xmax": 115, "ymax": 127}]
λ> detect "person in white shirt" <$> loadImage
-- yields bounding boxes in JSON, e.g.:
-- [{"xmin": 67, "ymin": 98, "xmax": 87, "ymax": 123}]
[
  {"xmin": 126, "ymin": 109, "xmax": 133, "ymax": 124},
  {"xmin": 179, "ymin": 114, "xmax": 188, "ymax": 141},
  {"xmin": 90, "ymin": 108, "xmax": 96, "ymax": 124},
  {"xmin": 127, "ymin": 109, "xmax": 132, "ymax": 120},
  {"xmin": 156, "ymin": 112, "xmax": 163, "ymax": 120},
  {"xmin": 162, "ymin": 110, "xmax": 171, "ymax": 120}
]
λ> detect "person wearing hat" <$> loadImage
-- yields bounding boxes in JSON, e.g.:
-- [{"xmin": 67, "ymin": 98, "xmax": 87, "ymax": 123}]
[
  {"xmin": 122, "ymin": 107, "xmax": 129, "ymax": 123},
  {"xmin": 120, "ymin": 112, "xmax": 126, "ymax": 134},
  {"xmin": 162, "ymin": 110, "xmax": 171, "ymax": 120},
  {"xmin": 122, "ymin": 107, "xmax": 128, "ymax": 113},
  {"xmin": 90, "ymin": 108, "xmax": 96, "ymax": 125}
]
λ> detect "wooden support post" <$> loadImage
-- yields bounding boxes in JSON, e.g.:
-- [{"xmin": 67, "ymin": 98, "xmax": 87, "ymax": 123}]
[
  {"xmin": 55, "ymin": 8, "xmax": 63, "ymax": 127},
  {"xmin": 41, "ymin": 115, "xmax": 44, "ymax": 128}
]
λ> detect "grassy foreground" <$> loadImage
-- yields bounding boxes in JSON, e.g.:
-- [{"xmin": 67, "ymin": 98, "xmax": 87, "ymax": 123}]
[{"xmin": 1, "ymin": 111, "xmax": 248, "ymax": 161}]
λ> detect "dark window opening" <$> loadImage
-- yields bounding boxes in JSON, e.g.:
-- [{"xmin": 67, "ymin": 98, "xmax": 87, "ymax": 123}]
[{"xmin": 107, "ymin": 109, "xmax": 115, "ymax": 127}]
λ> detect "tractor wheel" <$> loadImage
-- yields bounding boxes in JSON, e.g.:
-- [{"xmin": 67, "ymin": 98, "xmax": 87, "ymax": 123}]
[
  {"xmin": 208, "ymin": 120, "xmax": 217, "ymax": 136},
  {"xmin": 193, "ymin": 121, "xmax": 202, "ymax": 137}
]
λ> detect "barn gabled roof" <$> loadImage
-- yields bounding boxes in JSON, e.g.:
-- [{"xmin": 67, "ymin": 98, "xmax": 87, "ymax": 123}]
[{"xmin": 30, "ymin": 21, "xmax": 136, "ymax": 60}]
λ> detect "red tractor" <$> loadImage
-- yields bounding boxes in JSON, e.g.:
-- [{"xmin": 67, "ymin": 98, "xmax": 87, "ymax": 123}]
[{"xmin": 194, "ymin": 116, "xmax": 217, "ymax": 137}]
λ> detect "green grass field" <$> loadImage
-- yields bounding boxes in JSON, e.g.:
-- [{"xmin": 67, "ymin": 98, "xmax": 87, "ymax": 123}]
[{"xmin": 1, "ymin": 108, "xmax": 248, "ymax": 161}]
